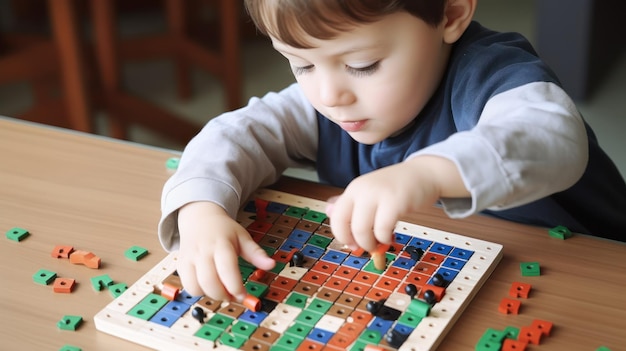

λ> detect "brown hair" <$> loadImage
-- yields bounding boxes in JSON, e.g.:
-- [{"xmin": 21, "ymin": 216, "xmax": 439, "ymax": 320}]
[{"xmin": 245, "ymin": 0, "xmax": 447, "ymax": 48}]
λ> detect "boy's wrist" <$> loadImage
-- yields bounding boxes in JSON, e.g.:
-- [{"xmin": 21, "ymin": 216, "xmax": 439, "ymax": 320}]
[{"xmin": 179, "ymin": 201, "xmax": 228, "ymax": 219}]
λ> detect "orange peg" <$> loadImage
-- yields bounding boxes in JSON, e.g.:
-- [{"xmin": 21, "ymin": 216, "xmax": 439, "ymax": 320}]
[
  {"xmin": 161, "ymin": 282, "xmax": 179, "ymax": 301},
  {"xmin": 243, "ymin": 294, "xmax": 262, "ymax": 312},
  {"xmin": 372, "ymin": 244, "xmax": 390, "ymax": 271}
]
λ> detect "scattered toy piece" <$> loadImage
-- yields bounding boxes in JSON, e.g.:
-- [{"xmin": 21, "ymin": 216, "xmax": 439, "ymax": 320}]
[
  {"xmin": 549, "ymin": 225, "xmax": 572, "ymax": 239},
  {"xmin": 125, "ymin": 245, "xmax": 149, "ymax": 261},
  {"xmin": 520, "ymin": 262, "xmax": 540, "ymax": 277},
  {"xmin": 57, "ymin": 315, "xmax": 83, "ymax": 331},
  {"xmin": 503, "ymin": 326, "xmax": 520, "ymax": 340},
  {"xmin": 509, "ymin": 282, "xmax": 532, "ymax": 298},
  {"xmin": 58, "ymin": 345, "xmax": 82, "ymax": 351},
  {"xmin": 498, "ymin": 297, "xmax": 521, "ymax": 315},
  {"xmin": 502, "ymin": 338, "xmax": 528, "ymax": 351},
  {"xmin": 530, "ymin": 319, "xmax": 553, "ymax": 337},
  {"xmin": 477, "ymin": 327, "xmax": 508, "ymax": 345},
  {"xmin": 475, "ymin": 340, "xmax": 502, "ymax": 351},
  {"xmin": 53, "ymin": 277, "xmax": 76, "ymax": 293},
  {"xmin": 33, "ymin": 269, "xmax": 57, "ymax": 285},
  {"xmin": 51, "ymin": 245, "xmax": 74, "ymax": 259},
  {"xmin": 90, "ymin": 274, "xmax": 114, "ymax": 291},
  {"xmin": 165, "ymin": 157, "xmax": 180, "ymax": 170},
  {"xmin": 5, "ymin": 227, "xmax": 29, "ymax": 241},
  {"xmin": 108, "ymin": 283, "xmax": 128, "ymax": 298},
  {"xmin": 518, "ymin": 326, "xmax": 543, "ymax": 345},
  {"xmin": 69, "ymin": 250, "xmax": 101, "ymax": 269}
]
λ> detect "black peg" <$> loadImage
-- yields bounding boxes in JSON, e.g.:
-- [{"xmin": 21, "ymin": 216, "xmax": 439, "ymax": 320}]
[
  {"xmin": 404, "ymin": 283, "xmax": 418, "ymax": 299},
  {"xmin": 385, "ymin": 329, "xmax": 409, "ymax": 348},
  {"xmin": 423, "ymin": 289, "xmax": 437, "ymax": 304},
  {"xmin": 191, "ymin": 306, "xmax": 206, "ymax": 324},
  {"xmin": 431, "ymin": 273, "xmax": 446, "ymax": 287},
  {"xmin": 260, "ymin": 298, "xmax": 278, "ymax": 314},
  {"xmin": 405, "ymin": 246, "xmax": 424, "ymax": 261},
  {"xmin": 290, "ymin": 250, "xmax": 305, "ymax": 267},
  {"xmin": 366, "ymin": 299, "xmax": 385, "ymax": 315}
]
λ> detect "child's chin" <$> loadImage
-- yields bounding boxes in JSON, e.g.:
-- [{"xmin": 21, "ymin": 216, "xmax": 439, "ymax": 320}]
[{"xmin": 348, "ymin": 132, "xmax": 387, "ymax": 145}]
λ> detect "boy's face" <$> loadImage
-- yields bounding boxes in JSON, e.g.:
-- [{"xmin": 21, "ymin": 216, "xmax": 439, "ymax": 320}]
[{"xmin": 272, "ymin": 11, "xmax": 451, "ymax": 145}]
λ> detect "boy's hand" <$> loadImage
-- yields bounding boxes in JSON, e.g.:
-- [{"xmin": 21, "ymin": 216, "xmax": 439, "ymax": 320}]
[
  {"xmin": 176, "ymin": 202, "xmax": 275, "ymax": 301},
  {"xmin": 326, "ymin": 156, "xmax": 469, "ymax": 253}
]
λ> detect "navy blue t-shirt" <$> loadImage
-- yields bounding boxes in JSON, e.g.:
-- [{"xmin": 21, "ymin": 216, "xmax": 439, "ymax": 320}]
[{"xmin": 316, "ymin": 22, "xmax": 626, "ymax": 241}]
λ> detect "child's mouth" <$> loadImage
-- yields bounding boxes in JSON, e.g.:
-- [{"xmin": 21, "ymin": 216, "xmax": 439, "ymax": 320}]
[{"xmin": 339, "ymin": 120, "xmax": 367, "ymax": 132}]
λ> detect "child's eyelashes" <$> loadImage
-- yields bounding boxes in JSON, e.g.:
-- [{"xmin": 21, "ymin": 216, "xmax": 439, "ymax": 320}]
[
  {"xmin": 291, "ymin": 61, "xmax": 381, "ymax": 77},
  {"xmin": 292, "ymin": 65, "xmax": 314, "ymax": 76},
  {"xmin": 346, "ymin": 61, "xmax": 380, "ymax": 77}
]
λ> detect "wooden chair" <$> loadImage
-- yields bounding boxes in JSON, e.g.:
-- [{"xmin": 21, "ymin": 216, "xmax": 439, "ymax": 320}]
[
  {"xmin": 0, "ymin": 0, "xmax": 92, "ymax": 132},
  {"xmin": 89, "ymin": 0, "xmax": 243, "ymax": 144}
]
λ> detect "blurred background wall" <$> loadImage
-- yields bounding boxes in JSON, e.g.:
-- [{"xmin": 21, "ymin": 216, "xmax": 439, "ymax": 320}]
[{"xmin": 1, "ymin": 0, "xmax": 624, "ymax": 177}]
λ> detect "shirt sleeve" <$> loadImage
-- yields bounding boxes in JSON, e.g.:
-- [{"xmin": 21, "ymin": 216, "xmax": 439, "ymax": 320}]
[
  {"xmin": 158, "ymin": 83, "xmax": 318, "ymax": 251},
  {"xmin": 410, "ymin": 81, "xmax": 589, "ymax": 217}
]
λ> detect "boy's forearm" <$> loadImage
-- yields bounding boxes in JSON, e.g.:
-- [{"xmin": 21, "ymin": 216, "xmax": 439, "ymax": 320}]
[
  {"xmin": 404, "ymin": 155, "xmax": 470, "ymax": 199},
  {"xmin": 179, "ymin": 201, "xmax": 228, "ymax": 221}
]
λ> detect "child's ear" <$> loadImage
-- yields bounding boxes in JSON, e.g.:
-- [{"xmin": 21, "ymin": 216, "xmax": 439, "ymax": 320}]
[{"xmin": 442, "ymin": 0, "xmax": 477, "ymax": 44}]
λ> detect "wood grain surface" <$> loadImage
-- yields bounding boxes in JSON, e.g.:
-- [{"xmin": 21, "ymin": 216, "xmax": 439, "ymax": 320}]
[{"xmin": 1, "ymin": 117, "xmax": 624, "ymax": 350}]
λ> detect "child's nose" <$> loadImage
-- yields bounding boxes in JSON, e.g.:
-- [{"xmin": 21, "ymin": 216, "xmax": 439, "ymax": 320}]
[{"xmin": 319, "ymin": 76, "xmax": 354, "ymax": 107}]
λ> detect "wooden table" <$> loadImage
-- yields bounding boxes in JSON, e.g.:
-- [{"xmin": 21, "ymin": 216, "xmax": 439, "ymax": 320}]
[{"xmin": 1, "ymin": 117, "xmax": 625, "ymax": 350}]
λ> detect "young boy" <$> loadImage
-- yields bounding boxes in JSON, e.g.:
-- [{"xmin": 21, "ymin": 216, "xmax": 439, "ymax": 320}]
[{"xmin": 159, "ymin": 0, "xmax": 626, "ymax": 301}]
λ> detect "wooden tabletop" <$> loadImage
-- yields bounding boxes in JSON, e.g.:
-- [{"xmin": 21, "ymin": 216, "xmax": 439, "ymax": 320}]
[{"xmin": 1, "ymin": 117, "xmax": 625, "ymax": 350}]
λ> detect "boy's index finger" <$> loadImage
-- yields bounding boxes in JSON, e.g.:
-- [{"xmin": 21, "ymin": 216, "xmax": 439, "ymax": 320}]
[
  {"xmin": 213, "ymin": 241, "xmax": 246, "ymax": 301},
  {"xmin": 221, "ymin": 267, "xmax": 246, "ymax": 302}
]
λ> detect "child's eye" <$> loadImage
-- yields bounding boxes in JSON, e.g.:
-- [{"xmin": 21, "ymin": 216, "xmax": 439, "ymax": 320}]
[
  {"xmin": 292, "ymin": 64, "xmax": 314, "ymax": 76},
  {"xmin": 346, "ymin": 61, "xmax": 380, "ymax": 77}
]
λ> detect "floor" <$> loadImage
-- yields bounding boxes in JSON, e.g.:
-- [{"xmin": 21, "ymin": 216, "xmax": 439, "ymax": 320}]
[{"xmin": 1, "ymin": 0, "xmax": 625, "ymax": 180}]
